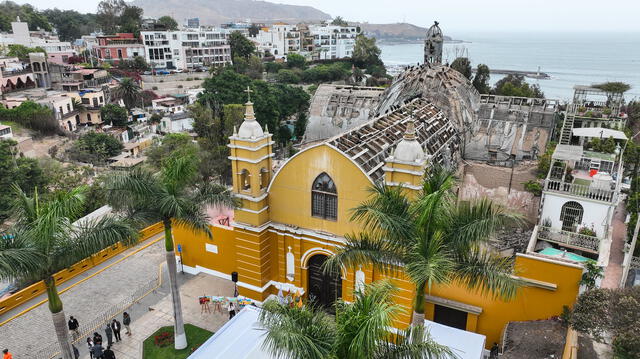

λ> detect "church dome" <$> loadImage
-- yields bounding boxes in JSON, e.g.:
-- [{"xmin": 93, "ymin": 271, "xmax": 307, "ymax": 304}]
[
  {"xmin": 392, "ymin": 119, "xmax": 425, "ymax": 163},
  {"xmin": 237, "ymin": 101, "xmax": 264, "ymax": 139}
]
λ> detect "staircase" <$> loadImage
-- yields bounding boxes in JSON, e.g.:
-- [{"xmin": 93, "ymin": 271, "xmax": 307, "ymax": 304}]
[{"xmin": 559, "ymin": 104, "xmax": 576, "ymax": 145}]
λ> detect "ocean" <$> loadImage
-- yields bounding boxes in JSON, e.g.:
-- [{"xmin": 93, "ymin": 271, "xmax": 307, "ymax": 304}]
[{"xmin": 379, "ymin": 32, "xmax": 640, "ymax": 102}]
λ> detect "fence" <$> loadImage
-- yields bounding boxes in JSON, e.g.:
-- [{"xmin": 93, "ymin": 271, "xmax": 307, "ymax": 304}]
[
  {"xmin": 0, "ymin": 222, "xmax": 164, "ymax": 316},
  {"xmin": 32, "ymin": 275, "xmax": 161, "ymax": 359}
]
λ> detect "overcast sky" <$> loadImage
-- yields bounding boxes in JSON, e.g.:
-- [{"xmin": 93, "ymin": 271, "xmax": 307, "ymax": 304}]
[{"xmin": 12, "ymin": 0, "xmax": 640, "ymax": 32}]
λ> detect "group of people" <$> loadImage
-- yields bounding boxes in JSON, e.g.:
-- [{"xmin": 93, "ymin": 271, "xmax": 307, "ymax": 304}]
[
  {"xmin": 198, "ymin": 295, "xmax": 254, "ymax": 319},
  {"xmin": 68, "ymin": 312, "xmax": 132, "ymax": 359}
]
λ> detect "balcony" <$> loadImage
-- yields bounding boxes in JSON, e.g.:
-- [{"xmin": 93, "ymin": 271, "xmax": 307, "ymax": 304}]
[
  {"xmin": 544, "ymin": 179, "xmax": 615, "ymax": 202},
  {"xmin": 2, "ymin": 67, "xmax": 33, "ymax": 77},
  {"xmin": 536, "ymin": 226, "xmax": 600, "ymax": 254}
]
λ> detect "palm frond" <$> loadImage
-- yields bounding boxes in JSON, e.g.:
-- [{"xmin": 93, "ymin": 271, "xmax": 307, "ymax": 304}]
[
  {"xmin": 376, "ymin": 324, "xmax": 457, "ymax": 359},
  {"xmin": 9, "ymin": 184, "xmax": 38, "ymax": 226},
  {"xmin": 161, "ymin": 154, "xmax": 199, "ymax": 195},
  {"xmin": 404, "ymin": 231, "xmax": 455, "ymax": 292},
  {"xmin": 104, "ymin": 167, "xmax": 160, "ymax": 212},
  {"xmin": 323, "ymin": 232, "xmax": 405, "ymax": 277},
  {"xmin": 192, "ymin": 181, "xmax": 238, "ymax": 209},
  {"xmin": 172, "ymin": 201, "xmax": 213, "ymax": 239},
  {"xmin": 421, "ymin": 166, "xmax": 456, "ymax": 196},
  {"xmin": 259, "ymin": 300, "xmax": 335, "ymax": 359},
  {"xmin": 0, "ymin": 230, "xmax": 47, "ymax": 282},
  {"xmin": 453, "ymin": 248, "xmax": 523, "ymax": 301}
]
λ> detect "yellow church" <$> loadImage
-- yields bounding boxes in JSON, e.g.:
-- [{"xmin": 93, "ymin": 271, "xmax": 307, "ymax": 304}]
[{"xmin": 172, "ymin": 95, "xmax": 583, "ymax": 348}]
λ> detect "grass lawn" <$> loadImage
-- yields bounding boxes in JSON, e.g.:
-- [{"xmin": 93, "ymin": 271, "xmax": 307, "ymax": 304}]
[
  {"xmin": 573, "ymin": 178, "xmax": 592, "ymax": 187},
  {"xmin": 143, "ymin": 324, "xmax": 213, "ymax": 359}
]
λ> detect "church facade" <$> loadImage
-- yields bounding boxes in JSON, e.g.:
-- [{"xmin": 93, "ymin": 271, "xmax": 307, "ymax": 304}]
[{"xmin": 172, "ymin": 94, "xmax": 584, "ymax": 348}]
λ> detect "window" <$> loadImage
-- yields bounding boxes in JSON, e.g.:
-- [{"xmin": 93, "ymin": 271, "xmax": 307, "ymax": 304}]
[
  {"xmin": 259, "ymin": 168, "xmax": 269, "ymax": 189},
  {"xmin": 311, "ymin": 173, "xmax": 337, "ymax": 220},
  {"xmin": 560, "ymin": 201, "xmax": 584, "ymax": 232}
]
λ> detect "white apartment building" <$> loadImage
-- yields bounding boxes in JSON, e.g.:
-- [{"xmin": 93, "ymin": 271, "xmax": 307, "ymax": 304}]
[
  {"xmin": 254, "ymin": 23, "xmax": 358, "ymax": 61},
  {"xmin": 141, "ymin": 28, "xmax": 231, "ymax": 71},
  {"xmin": 0, "ymin": 18, "xmax": 75, "ymax": 64},
  {"xmin": 309, "ymin": 24, "xmax": 358, "ymax": 60}
]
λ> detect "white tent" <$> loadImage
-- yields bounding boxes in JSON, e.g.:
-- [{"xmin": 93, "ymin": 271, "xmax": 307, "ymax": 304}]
[
  {"xmin": 572, "ymin": 127, "xmax": 628, "ymax": 140},
  {"xmin": 188, "ymin": 306, "xmax": 487, "ymax": 359}
]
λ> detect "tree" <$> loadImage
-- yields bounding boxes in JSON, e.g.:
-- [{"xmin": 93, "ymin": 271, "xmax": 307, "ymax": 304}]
[
  {"xmin": 286, "ymin": 53, "xmax": 306, "ymax": 69},
  {"xmin": 248, "ymin": 23, "xmax": 260, "ymax": 37},
  {"xmin": 570, "ymin": 287, "xmax": 640, "ymax": 358},
  {"xmin": 229, "ymin": 31, "xmax": 255, "ymax": 59},
  {"xmin": 493, "ymin": 74, "xmax": 544, "ymax": 98},
  {"xmin": 145, "ymin": 133, "xmax": 198, "ymax": 170},
  {"xmin": 0, "ymin": 139, "xmax": 47, "ymax": 222},
  {"xmin": 450, "ymin": 57, "xmax": 472, "ymax": 79},
  {"xmin": 276, "ymin": 69, "xmax": 301, "ymax": 84},
  {"xmin": 42, "ymin": 9, "xmax": 98, "ymax": 42},
  {"xmin": 97, "ymin": 0, "xmax": 127, "ymax": 34},
  {"xmin": 593, "ymin": 82, "xmax": 631, "ymax": 94},
  {"xmin": 0, "ymin": 1, "xmax": 51, "ymax": 31},
  {"xmin": 117, "ymin": 5, "xmax": 143, "ymax": 35},
  {"xmin": 157, "ymin": 15, "xmax": 178, "ymax": 31},
  {"xmin": 100, "ymin": 104, "xmax": 128, "ymax": 126},
  {"xmin": 0, "ymin": 185, "xmax": 136, "ymax": 359},
  {"xmin": 472, "ymin": 64, "xmax": 491, "ymax": 94},
  {"xmin": 68, "ymin": 132, "xmax": 123, "ymax": 164},
  {"xmin": 294, "ymin": 112, "xmax": 308, "ymax": 139},
  {"xmin": 1, "ymin": 101, "xmax": 57, "ymax": 136},
  {"xmin": 105, "ymin": 153, "xmax": 236, "ymax": 350},
  {"xmin": 6, "ymin": 44, "xmax": 46, "ymax": 60},
  {"xmin": 579, "ymin": 260, "xmax": 604, "ymax": 290},
  {"xmin": 331, "ymin": 16, "xmax": 349, "ymax": 26},
  {"xmin": 117, "ymin": 56, "xmax": 149, "ymax": 72},
  {"xmin": 325, "ymin": 167, "xmax": 522, "ymax": 325},
  {"xmin": 259, "ymin": 280, "xmax": 453, "ymax": 359},
  {"xmin": 352, "ymin": 34, "xmax": 383, "ymax": 69},
  {"xmin": 115, "ymin": 77, "xmax": 141, "ymax": 110},
  {"xmin": 232, "ymin": 55, "xmax": 263, "ymax": 80}
]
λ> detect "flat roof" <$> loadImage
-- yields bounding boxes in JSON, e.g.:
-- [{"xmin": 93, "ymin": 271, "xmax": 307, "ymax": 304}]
[
  {"xmin": 552, "ymin": 144, "xmax": 584, "ymax": 161},
  {"xmin": 572, "ymin": 127, "xmax": 627, "ymax": 140}
]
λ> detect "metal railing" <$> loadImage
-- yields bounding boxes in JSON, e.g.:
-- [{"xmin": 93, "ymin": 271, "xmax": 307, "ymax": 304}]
[
  {"xmin": 631, "ymin": 256, "xmax": 640, "ymax": 270},
  {"xmin": 32, "ymin": 275, "xmax": 160, "ymax": 359},
  {"xmin": 537, "ymin": 226, "xmax": 600, "ymax": 253},
  {"xmin": 544, "ymin": 179, "xmax": 615, "ymax": 202}
]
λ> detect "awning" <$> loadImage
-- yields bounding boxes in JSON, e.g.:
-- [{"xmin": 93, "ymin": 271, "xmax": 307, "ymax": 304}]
[
  {"xmin": 572, "ymin": 127, "xmax": 628, "ymax": 140},
  {"xmin": 552, "ymin": 144, "xmax": 584, "ymax": 161}
]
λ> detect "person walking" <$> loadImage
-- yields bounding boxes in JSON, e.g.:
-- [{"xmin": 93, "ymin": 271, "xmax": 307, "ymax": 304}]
[
  {"xmin": 227, "ymin": 300, "xmax": 236, "ymax": 320},
  {"xmin": 68, "ymin": 316, "xmax": 80, "ymax": 340},
  {"xmin": 91, "ymin": 343, "xmax": 104, "ymax": 359},
  {"xmin": 103, "ymin": 345, "xmax": 116, "ymax": 359},
  {"xmin": 122, "ymin": 312, "xmax": 131, "ymax": 336},
  {"xmin": 111, "ymin": 319, "xmax": 122, "ymax": 342},
  {"xmin": 72, "ymin": 344, "xmax": 80, "ymax": 359},
  {"xmin": 86, "ymin": 338, "xmax": 94, "ymax": 359},
  {"xmin": 93, "ymin": 332, "xmax": 103, "ymax": 345},
  {"xmin": 2, "ymin": 349, "xmax": 12, "ymax": 359},
  {"xmin": 104, "ymin": 324, "xmax": 113, "ymax": 347}
]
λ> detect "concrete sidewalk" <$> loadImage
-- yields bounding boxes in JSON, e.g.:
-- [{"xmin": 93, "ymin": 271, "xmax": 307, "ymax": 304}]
[{"xmin": 602, "ymin": 200, "xmax": 627, "ymax": 289}]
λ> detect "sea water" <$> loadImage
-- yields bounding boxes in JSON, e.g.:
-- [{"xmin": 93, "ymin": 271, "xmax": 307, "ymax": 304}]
[{"xmin": 379, "ymin": 31, "xmax": 640, "ymax": 102}]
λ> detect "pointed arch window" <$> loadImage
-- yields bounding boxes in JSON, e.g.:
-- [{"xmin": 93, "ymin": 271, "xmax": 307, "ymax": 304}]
[{"xmin": 312, "ymin": 173, "xmax": 337, "ymax": 220}]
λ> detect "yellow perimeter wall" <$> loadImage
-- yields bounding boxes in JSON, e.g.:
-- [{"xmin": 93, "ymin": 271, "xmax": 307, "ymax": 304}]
[{"xmin": 174, "ymin": 223, "xmax": 583, "ymax": 349}]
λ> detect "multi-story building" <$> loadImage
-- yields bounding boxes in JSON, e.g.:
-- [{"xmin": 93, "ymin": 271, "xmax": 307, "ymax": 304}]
[
  {"xmin": 70, "ymin": 88, "xmax": 108, "ymax": 125},
  {"xmin": 254, "ymin": 23, "xmax": 358, "ymax": 60},
  {"xmin": 94, "ymin": 33, "xmax": 145, "ymax": 65},
  {"xmin": 141, "ymin": 28, "xmax": 231, "ymax": 71},
  {"xmin": 528, "ymin": 85, "xmax": 629, "ymax": 270},
  {"xmin": 309, "ymin": 24, "xmax": 358, "ymax": 60},
  {"xmin": 0, "ymin": 56, "xmax": 40, "ymax": 95},
  {"xmin": 185, "ymin": 18, "xmax": 200, "ymax": 29},
  {"xmin": 0, "ymin": 17, "xmax": 75, "ymax": 65},
  {"xmin": 2, "ymin": 90, "xmax": 81, "ymax": 132}
]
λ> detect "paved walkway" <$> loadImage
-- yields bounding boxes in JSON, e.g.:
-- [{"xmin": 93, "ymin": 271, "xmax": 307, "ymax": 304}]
[
  {"xmin": 0, "ymin": 235, "xmax": 166, "ymax": 358},
  {"xmin": 602, "ymin": 201, "xmax": 627, "ymax": 289},
  {"xmin": 94, "ymin": 273, "xmax": 235, "ymax": 359}
]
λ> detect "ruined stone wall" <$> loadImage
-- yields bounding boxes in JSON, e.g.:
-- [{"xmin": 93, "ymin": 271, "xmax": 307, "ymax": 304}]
[{"xmin": 460, "ymin": 161, "xmax": 541, "ymax": 224}]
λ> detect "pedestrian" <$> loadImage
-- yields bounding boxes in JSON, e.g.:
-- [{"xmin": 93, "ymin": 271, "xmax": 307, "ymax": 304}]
[
  {"xmin": 103, "ymin": 345, "xmax": 116, "ymax": 359},
  {"xmin": 93, "ymin": 332, "xmax": 103, "ymax": 345},
  {"xmin": 72, "ymin": 344, "xmax": 80, "ymax": 359},
  {"xmin": 86, "ymin": 338, "xmax": 94, "ymax": 359},
  {"xmin": 104, "ymin": 324, "xmax": 113, "ymax": 347},
  {"xmin": 227, "ymin": 300, "xmax": 236, "ymax": 320},
  {"xmin": 122, "ymin": 312, "xmax": 131, "ymax": 336},
  {"xmin": 111, "ymin": 319, "xmax": 122, "ymax": 342},
  {"xmin": 2, "ymin": 349, "xmax": 12, "ymax": 359},
  {"xmin": 91, "ymin": 343, "xmax": 104, "ymax": 359},
  {"xmin": 68, "ymin": 316, "xmax": 80, "ymax": 340}
]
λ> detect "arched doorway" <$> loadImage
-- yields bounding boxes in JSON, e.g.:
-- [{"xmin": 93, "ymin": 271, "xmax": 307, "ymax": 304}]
[
  {"xmin": 560, "ymin": 201, "xmax": 584, "ymax": 232},
  {"xmin": 307, "ymin": 254, "xmax": 341, "ymax": 311}
]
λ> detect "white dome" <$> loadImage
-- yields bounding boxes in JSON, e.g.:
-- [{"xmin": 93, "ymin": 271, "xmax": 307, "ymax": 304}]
[
  {"xmin": 393, "ymin": 139, "xmax": 425, "ymax": 162},
  {"xmin": 238, "ymin": 120, "xmax": 264, "ymax": 139},
  {"xmin": 237, "ymin": 101, "xmax": 264, "ymax": 139},
  {"xmin": 392, "ymin": 119, "xmax": 425, "ymax": 163}
]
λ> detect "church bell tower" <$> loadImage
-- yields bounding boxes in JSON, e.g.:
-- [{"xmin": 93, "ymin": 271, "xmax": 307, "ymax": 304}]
[
  {"xmin": 424, "ymin": 21, "xmax": 443, "ymax": 66},
  {"xmin": 383, "ymin": 117, "xmax": 427, "ymax": 198},
  {"xmin": 228, "ymin": 86, "xmax": 274, "ymax": 227}
]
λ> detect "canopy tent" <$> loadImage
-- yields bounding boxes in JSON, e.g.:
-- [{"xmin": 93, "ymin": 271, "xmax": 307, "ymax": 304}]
[
  {"xmin": 552, "ymin": 144, "xmax": 584, "ymax": 161},
  {"xmin": 572, "ymin": 127, "xmax": 628, "ymax": 140},
  {"xmin": 188, "ymin": 306, "xmax": 487, "ymax": 359}
]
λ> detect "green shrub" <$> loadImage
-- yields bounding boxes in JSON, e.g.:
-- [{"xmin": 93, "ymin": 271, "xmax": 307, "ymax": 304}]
[
  {"xmin": 152, "ymin": 86, "xmax": 158, "ymax": 90},
  {"xmin": 177, "ymin": 85, "xmax": 183, "ymax": 88},
  {"xmin": 523, "ymin": 180, "xmax": 542, "ymax": 196}
]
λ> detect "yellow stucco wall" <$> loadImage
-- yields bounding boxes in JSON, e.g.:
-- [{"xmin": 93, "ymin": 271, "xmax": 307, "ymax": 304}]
[{"xmin": 268, "ymin": 144, "xmax": 373, "ymax": 236}]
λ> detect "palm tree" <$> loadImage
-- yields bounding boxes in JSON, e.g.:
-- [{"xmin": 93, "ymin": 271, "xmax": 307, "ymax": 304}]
[
  {"xmin": 105, "ymin": 153, "xmax": 235, "ymax": 349},
  {"xmin": 259, "ymin": 280, "xmax": 454, "ymax": 359},
  {"xmin": 116, "ymin": 77, "xmax": 142, "ymax": 110},
  {"xmin": 325, "ymin": 167, "xmax": 523, "ymax": 325},
  {"xmin": 71, "ymin": 98, "xmax": 85, "ymax": 113},
  {"xmin": 0, "ymin": 185, "xmax": 136, "ymax": 359}
]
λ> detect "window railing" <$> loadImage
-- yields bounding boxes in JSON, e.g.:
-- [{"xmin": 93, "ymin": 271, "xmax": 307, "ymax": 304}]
[
  {"xmin": 537, "ymin": 226, "xmax": 600, "ymax": 253},
  {"xmin": 544, "ymin": 179, "xmax": 615, "ymax": 202}
]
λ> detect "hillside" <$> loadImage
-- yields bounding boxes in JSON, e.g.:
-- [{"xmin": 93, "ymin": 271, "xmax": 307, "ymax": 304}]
[
  {"xmin": 359, "ymin": 22, "xmax": 454, "ymax": 43},
  {"xmin": 131, "ymin": 0, "xmax": 331, "ymax": 25}
]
